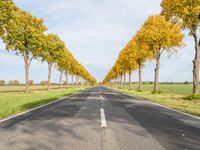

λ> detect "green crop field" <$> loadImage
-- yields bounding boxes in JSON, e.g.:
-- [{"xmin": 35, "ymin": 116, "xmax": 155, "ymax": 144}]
[
  {"xmin": 0, "ymin": 87, "xmax": 84, "ymax": 119},
  {"xmin": 126, "ymin": 84, "xmax": 193, "ymax": 95}
]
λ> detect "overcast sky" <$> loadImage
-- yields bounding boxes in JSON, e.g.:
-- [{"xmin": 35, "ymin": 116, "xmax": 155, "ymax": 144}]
[{"xmin": 0, "ymin": 0, "xmax": 195, "ymax": 83}]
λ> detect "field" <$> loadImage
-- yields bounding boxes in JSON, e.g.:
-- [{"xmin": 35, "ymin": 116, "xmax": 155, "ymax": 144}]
[
  {"xmin": 129, "ymin": 84, "xmax": 193, "ymax": 95},
  {"xmin": 0, "ymin": 85, "xmax": 72, "ymax": 93},
  {"xmin": 0, "ymin": 86, "xmax": 85, "ymax": 119},
  {"xmin": 113, "ymin": 84, "xmax": 200, "ymax": 117}
]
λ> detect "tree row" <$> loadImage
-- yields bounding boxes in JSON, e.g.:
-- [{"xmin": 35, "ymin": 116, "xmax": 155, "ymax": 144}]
[
  {"xmin": 103, "ymin": 0, "xmax": 200, "ymax": 94},
  {"xmin": 0, "ymin": 0, "xmax": 96, "ymax": 92}
]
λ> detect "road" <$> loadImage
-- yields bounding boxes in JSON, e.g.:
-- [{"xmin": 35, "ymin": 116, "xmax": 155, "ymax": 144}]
[{"xmin": 0, "ymin": 86, "xmax": 200, "ymax": 150}]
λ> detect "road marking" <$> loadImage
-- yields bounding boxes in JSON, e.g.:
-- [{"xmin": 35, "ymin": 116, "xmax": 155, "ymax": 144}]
[
  {"xmin": 100, "ymin": 94, "xmax": 103, "ymax": 100},
  {"xmin": 100, "ymin": 108, "xmax": 107, "ymax": 128}
]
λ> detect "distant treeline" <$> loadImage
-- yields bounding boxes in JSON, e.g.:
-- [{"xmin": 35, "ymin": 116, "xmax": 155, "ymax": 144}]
[
  {"xmin": 138, "ymin": 81, "xmax": 192, "ymax": 85},
  {"xmin": 0, "ymin": 80, "xmax": 77, "ymax": 86},
  {"xmin": 110, "ymin": 81, "xmax": 193, "ymax": 85}
]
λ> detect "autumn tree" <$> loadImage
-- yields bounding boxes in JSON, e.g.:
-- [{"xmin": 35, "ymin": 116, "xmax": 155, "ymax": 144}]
[
  {"xmin": 116, "ymin": 51, "xmax": 129, "ymax": 89},
  {"xmin": 57, "ymin": 47, "xmax": 96, "ymax": 88},
  {"xmin": 56, "ymin": 49, "xmax": 69, "ymax": 88},
  {"xmin": 161, "ymin": 0, "xmax": 200, "ymax": 94},
  {"xmin": 41, "ymin": 34, "xmax": 65, "ymax": 90},
  {"xmin": 121, "ymin": 47, "xmax": 138, "ymax": 89},
  {"xmin": 0, "ymin": 0, "xmax": 17, "ymax": 38},
  {"xmin": 3, "ymin": 10, "xmax": 47, "ymax": 92},
  {"xmin": 134, "ymin": 31, "xmax": 154, "ymax": 91},
  {"xmin": 141, "ymin": 15, "xmax": 184, "ymax": 93}
]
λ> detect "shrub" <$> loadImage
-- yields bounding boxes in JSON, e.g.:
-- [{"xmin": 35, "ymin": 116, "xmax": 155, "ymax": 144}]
[
  {"xmin": 0, "ymin": 80, "xmax": 5, "ymax": 86},
  {"xmin": 188, "ymin": 94, "xmax": 200, "ymax": 101},
  {"xmin": 136, "ymin": 89, "xmax": 143, "ymax": 92},
  {"xmin": 152, "ymin": 90, "xmax": 163, "ymax": 94},
  {"xmin": 184, "ymin": 81, "xmax": 190, "ymax": 85},
  {"xmin": 29, "ymin": 80, "xmax": 34, "ymax": 86},
  {"xmin": 8, "ymin": 80, "xmax": 20, "ymax": 85},
  {"xmin": 40, "ymin": 81, "xmax": 48, "ymax": 86}
]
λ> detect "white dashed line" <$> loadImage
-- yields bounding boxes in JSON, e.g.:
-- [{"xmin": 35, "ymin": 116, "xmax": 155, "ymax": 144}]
[
  {"xmin": 100, "ymin": 108, "xmax": 107, "ymax": 128},
  {"xmin": 100, "ymin": 94, "xmax": 103, "ymax": 100}
]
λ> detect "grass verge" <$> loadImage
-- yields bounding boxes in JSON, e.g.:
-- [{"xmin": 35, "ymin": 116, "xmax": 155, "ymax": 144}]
[
  {"xmin": 0, "ymin": 87, "xmax": 84, "ymax": 119},
  {"xmin": 0, "ymin": 85, "xmax": 73, "ymax": 93},
  {"xmin": 114, "ymin": 87, "xmax": 200, "ymax": 118}
]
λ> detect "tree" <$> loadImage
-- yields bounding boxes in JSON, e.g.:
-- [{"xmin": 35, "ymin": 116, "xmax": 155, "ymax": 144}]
[
  {"xmin": 0, "ymin": 0, "xmax": 17, "ymax": 38},
  {"xmin": 29, "ymin": 80, "xmax": 34, "ymax": 86},
  {"xmin": 3, "ymin": 10, "xmax": 47, "ymax": 92},
  {"xmin": 56, "ymin": 47, "xmax": 96, "ymax": 88},
  {"xmin": 140, "ymin": 15, "xmax": 184, "ymax": 93},
  {"xmin": 40, "ymin": 81, "xmax": 48, "ymax": 86},
  {"xmin": 57, "ymin": 48, "xmax": 70, "ymax": 88},
  {"xmin": 9, "ymin": 80, "xmax": 20, "ymax": 85},
  {"xmin": 134, "ymin": 31, "xmax": 154, "ymax": 91},
  {"xmin": 40, "ymin": 34, "xmax": 65, "ymax": 90},
  {"xmin": 161, "ymin": 0, "xmax": 200, "ymax": 94},
  {"xmin": 120, "ymin": 46, "xmax": 138, "ymax": 90},
  {"xmin": 0, "ymin": 80, "xmax": 5, "ymax": 86}
]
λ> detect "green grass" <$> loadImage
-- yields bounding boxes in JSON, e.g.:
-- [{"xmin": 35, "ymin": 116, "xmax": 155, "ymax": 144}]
[
  {"xmin": 113, "ymin": 85, "xmax": 200, "ymax": 117},
  {"xmin": 0, "ymin": 87, "xmax": 84, "ymax": 119},
  {"xmin": 116, "ymin": 84, "xmax": 193, "ymax": 95},
  {"xmin": 0, "ymin": 85, "xmax": 70, "ymax": 93}
]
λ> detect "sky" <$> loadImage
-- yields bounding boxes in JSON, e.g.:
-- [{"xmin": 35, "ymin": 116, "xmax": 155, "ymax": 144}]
[{"xmin": 0, "ymin": 0, "xmax": 196, "ymax": 83}]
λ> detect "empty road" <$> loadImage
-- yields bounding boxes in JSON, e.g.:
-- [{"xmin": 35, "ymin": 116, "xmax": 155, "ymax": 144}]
[{"xmin": 0, "ymin": 86, "xmax": 200, "ymax": 150}]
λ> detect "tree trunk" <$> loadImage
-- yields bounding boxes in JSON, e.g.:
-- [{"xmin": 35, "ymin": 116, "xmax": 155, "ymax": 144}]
[
  {"xmin": 120, "ymin": 75, "xmax": 122, "ymax": 88},
  {"xmin": 24, "ymin": 54, "xmax": 29, "ymax": 93},
  {"xmin": 47, "ymin": 62, "xmax": 53, "ymax": 91},
  {"xmin": 153, "ymin": 53, "xmax": 161, "ymax": 93},
  {"xmin": 77, "ymin": 76, "xmax": 80, "ymax": 86},
  {"xmin": 75, "ymin": 75, "xmax": 77, "ymax": 87},
  {"xmin": 129, "ymin": 70, "xmax": 132, "ymax": 90},
  {"xmin": 118, "ymin": 77, "xmax": 120, "ymax": 88},
  {"xmin": 71, "ymin": 74, "xmax": 74, "ymax": 86},
  {"xmin": 80, "ymin": 77, "xmax": 82, "ymax": 86},
  {"xmin": 66, "ymin": 73, "xmax": 68, "ymax": 87},
  {"xmin": 59, "ymin": 70, "xmax": 63, "ymax": 89},
  {"xmin": 123, "ymin": 72, "xmax": 126, "ymax": 89},
  {"xmin": 138, "ymin": 60, "xmax": 142, "ymax": 91},
  {"xmin": 192, "ymin": 34, "xmax": 200, "ymax": 94}
]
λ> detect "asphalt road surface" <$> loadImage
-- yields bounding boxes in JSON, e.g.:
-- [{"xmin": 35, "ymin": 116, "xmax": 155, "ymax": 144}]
[{"xmin": 0, "ymin": 86, "xmax": 200, "ymax": 150}]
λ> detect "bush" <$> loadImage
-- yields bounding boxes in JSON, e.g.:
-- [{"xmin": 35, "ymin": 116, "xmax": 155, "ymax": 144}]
[
  {"xmin": 29, "ymin": 80, "xmax": 34, "ymax": 86},
  {"xmin": 152, "ymin": 90, "xmax": 163, "ymax": 94},
  {"xmin": 40, "ymin": 81, "xmax": 48, "ymax": 86},
  {"xmin": 8, "ymin": 80, "xmax": 20, "ymax": 85},
  {"xmin": 188, "ymin": 94, "xmax": 200, "ymax": 101},
  {"xmin": 184, "ymin": 81, "xmax": 190, "ymax": 85},
  {"xmin": 63, "ymin": 81, "xmax": 68, "ymax": 85},
  {"xmin": 136, "ymin": 89, "xmax": 143, "ymax": 92},
  {"xmin": 0, "ymin": 80, "xmax": 5, "ymax": 86}
]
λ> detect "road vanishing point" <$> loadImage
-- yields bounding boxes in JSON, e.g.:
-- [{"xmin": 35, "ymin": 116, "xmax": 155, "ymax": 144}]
[{"xmin": 0, "ymin": 86, "xmax": 200, "ymax": 150}]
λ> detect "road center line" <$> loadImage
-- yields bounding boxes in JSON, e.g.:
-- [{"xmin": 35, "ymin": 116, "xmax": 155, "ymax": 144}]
[
  {"xmin": 100, "ymin": 108, "xmax": 107, "ymax": 128},
  {"xmin": 100, "ymin": 94, "xmax": 103, "ymax": 100}
]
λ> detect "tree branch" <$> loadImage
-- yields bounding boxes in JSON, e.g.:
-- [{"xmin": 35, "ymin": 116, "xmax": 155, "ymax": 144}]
[{"xmin": 28, "ymin": 56, "xmax": 34, "ymax": 66}]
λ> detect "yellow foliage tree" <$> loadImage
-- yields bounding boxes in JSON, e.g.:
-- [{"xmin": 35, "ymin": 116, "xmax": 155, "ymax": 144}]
[
  {"xmin": 161, "ymin": 0, "xmax": 200, "ymax": 94},
  {"xmin": 139, "ymin": 15, "xmax": 184, "ymax": 93}
]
